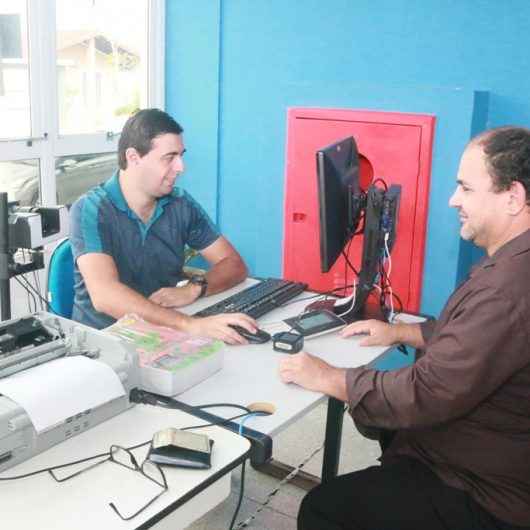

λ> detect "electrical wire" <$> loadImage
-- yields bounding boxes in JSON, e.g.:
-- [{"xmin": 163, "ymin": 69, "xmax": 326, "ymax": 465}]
[
  {"xmin": 237, "ymin": 412, "xmax": 269, "ymax": 436},
  {"xmin": 372, "ymin": 178, "xmax": 388, "ymax": 191},
  {"xmin": 20, "ymin": 250, "xmax": 35, "ymax": 312},
  {"xmin": 232, "ymin": 442, "xmax": 325, "ymax": 529},
  {"xmin": 278, "ymin": 284, "xmax": 358, "ymax": 308},
  {"xmin": 229, "ymin": 460, "xmax": 247, "ymax": 530},
  {"xmin": 197, "ymin": 403, "xmax": 251, "ymax": 415},
  {"xmin": 382, "ymin": 233, "xmax": 394, "ymax": 321},
  {"xmin": 33, "ymin": 270, "xmax": 44, "ymax": 311},
  {"xmin": 336, "ymin": 280, "xmax": 357, "ymax": 318},
  {"xmin": 341, "ymin": 248, "xmax": 359, "ymax": 277},
  {"xmin": 14, "ymin": 276, "xmax": 37, "ymax": 313},
  {"xmin": 0, "ymin": 410, "xmax": 252, "ymax": 482},
  {"xmin": 342, "ymin": 237, "xmax": 355, "ymax": 297},
  {"xmin": 16, "ymin": 274, "xmax": 57, "ymax": 315}
]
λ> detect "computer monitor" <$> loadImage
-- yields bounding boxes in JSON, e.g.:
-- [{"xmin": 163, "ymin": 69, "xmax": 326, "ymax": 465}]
[
  {"xmin": 316, "ymin": 136, "xmax": 362, "ymax": 273},
  {"xmin": 315, "ymin": 135, "xmax": 402, "ymax": 320}
]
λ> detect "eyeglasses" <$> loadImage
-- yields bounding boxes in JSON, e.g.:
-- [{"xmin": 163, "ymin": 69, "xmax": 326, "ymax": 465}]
[{"xmin": 48, "ymin": 445, "xmax": 168, "ymax": 521}]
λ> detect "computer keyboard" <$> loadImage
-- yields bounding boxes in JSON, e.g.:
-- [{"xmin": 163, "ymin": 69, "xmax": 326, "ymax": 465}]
[{"xmin": 193, "ymin": 278, "xmax": 307, "ymax": 319}]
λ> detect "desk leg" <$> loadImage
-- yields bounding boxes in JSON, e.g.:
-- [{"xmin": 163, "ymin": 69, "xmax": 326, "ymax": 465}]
[
  {"xmin": 321, "ymin": 397, "xmax": 344, "ymax": 483},
  {"xmin": 253, "ymin": 398, "xmax": 345, "ymax": 490}
]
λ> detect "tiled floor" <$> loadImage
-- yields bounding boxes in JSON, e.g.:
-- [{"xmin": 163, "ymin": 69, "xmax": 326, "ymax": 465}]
[{"xmin": 187, "ymin": 401, "xmax": 381, "ymax": 530}]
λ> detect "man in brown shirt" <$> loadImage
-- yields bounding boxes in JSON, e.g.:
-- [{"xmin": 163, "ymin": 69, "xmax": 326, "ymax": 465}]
[{"xmin": 279, "ymin": 127, "xmax": 530, "ymax": 530}]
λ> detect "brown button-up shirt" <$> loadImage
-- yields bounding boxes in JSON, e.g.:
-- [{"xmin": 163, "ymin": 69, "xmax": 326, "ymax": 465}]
[{"xmin": 346, "ymin": 229, "xmax": 530, "ymax": 526}]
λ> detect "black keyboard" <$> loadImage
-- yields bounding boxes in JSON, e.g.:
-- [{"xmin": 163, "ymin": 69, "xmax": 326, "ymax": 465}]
[{"xmin": 194, "ymin": 278, "xmax": 307, "ymax": 319}]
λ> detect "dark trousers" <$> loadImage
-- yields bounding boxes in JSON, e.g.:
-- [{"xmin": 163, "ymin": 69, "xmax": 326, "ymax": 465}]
[{"xmin": 298, "ymin": 456, "xmax": 528, "ymax": 530}]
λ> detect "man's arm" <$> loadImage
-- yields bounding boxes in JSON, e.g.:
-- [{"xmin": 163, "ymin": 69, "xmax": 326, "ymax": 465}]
[
  {"xmin": 279, "ymin": 318, "xmax": 425, "ymax": 402},
  {"xmin": 279, "ymin": 352, "xmax": 348, "ymax": 401},
  {"xmin": 281, "ymin": 287, "xmax": 527, "ymax": 430},
  {"xmin": 78, "ymin": 252, "xmax": 256, "ymax": 344},
  {"xmin": 149, "ymin": 236, "xmax": 247, "ymax": 308},
  {"xmin": 200, "ymin": 235, "xmax": 247, "ymax": 294},
  {"xmin": 340, "ymin": 319, "xmax": 426, "ymax": 349}
]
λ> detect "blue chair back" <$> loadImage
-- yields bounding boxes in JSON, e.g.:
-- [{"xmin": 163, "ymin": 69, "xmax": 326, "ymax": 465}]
[{"xmin": 48, "ymin": 238, "xmax": 74, "ymax": 318}]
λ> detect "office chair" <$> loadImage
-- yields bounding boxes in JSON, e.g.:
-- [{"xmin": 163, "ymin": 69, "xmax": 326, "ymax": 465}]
[{"xmin": 47, "ymin": 238, "xmax": 74, "ymax": 318}]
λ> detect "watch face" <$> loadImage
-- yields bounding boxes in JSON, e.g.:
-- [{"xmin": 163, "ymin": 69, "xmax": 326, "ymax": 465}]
[
  {"xmin": 190, "ymin": 275, "xmax": 208, "ymax": 298},
  {"xmin": 190, "ymin": 275, "xmax": 207, "ymax": 286}
]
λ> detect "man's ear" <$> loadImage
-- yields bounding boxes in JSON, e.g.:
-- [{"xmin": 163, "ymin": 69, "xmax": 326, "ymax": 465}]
[
  {"xmin": 125, "ymin": 147, "xmax": 141, "ymax": 167},
  {"xmin": 507, "ymin": 180, "xmax": 527, "ymax": 215}
]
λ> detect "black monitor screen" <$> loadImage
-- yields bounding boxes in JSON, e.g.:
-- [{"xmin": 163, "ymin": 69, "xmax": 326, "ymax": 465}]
[{"xmin": 316, "ymin": 136, "xmax": 360, "ymax": 273}]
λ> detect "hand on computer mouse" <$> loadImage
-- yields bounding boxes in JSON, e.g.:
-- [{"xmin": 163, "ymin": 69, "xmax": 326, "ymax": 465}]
[
  {"xmin": 186, "ymin": 313, "xmax": 258, "ymax": 345},
  {"xmin": 230, "ymin": 325, "xmax": 271, "ymax": 344}
]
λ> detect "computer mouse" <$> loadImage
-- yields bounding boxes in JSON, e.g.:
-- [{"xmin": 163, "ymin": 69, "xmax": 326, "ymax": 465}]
[{"xmin": 230, "ymin": 325, "xmax": 271, "ymax": 344}]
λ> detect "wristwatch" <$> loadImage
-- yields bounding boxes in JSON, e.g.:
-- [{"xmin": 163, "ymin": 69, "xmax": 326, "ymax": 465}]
[{"xmin": 189, "ymin": 274, "xmax": 208, "ymax": 299}]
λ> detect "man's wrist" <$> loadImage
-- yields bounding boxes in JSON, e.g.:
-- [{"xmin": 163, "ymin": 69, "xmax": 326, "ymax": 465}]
[
  {"xmin": 392, "ymin": 322, "xmax": 408, "ymax": 344},
  {"xmin": 187, "ymin": 282, "xmax": 203, "ymax": 301},
  {"xmin": 175, "ymin": 313, "xmax": 195, "ymax": 333},
  {"xmin": 188, "ymin": 274, "xmax": 208, "ymax": 299},
  {"xmin": 322, "ymin": 366, "xmax": 348, "ymax": 402}
]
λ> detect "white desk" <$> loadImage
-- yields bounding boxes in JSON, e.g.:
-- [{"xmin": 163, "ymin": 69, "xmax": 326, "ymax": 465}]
[
  {"xmin": 180, "ymin": 279, "xmax": 426, "ymax": 479},
  {"xmin": 0, "ymin": 405, "xmax": 250, "ymax": 530}
]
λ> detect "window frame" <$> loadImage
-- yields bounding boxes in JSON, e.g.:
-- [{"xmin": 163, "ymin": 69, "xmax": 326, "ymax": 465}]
[{"xmin": 0, "ymin": 0, "xmax": 165, "ymax": 205}]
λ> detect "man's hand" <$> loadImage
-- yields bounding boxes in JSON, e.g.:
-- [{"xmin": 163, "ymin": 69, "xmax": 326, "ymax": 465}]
[
  {"xmin": 278, "ymin": 351, "xmax": 347, "ymax": 401},
  {"xmin": 185, "ymin": 313, "xmax": 258, "ymax": 345},
  {"xmin": 341, "ymin": 319, "xmax": 425, "ymax": 349},
  {"xmin": 340, "ymin": 319, "xmax": 398, "ymax": 346},
  {"xmin": 149, "ymin": 284, "xmax": 201, "ymax": 308}
]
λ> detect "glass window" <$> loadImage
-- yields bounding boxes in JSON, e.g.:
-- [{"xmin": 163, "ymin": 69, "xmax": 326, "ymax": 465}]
[
  {"xmin": 0, "ymin": 0, "xmax": 31, "ymax": 139},
  {"xmin": 0, "ymin": 158, "xmax": 40, "ymax": 205},
  {"xmin": 55, "ymin": 151, "xmax": 116, "ymax": 206},
  {"xmin": 55, "ymin": 0, "xmax": 149, "ymax": 136}
]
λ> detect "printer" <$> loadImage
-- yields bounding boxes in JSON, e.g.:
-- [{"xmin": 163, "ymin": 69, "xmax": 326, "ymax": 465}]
[{"xmin": 0, "ymin": 312, "xmax": 139, "ymax": 472}]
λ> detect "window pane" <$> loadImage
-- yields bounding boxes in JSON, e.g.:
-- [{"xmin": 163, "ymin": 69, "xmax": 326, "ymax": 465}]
[
  {"xmin": 0, "ymin": 1, "xmax": 30, "ymax": 139},
  {"xmin": 55, "ymin": 152, "xmax": 116, "ymax": 206},
  {"xmin": 56, "ymin": 0, "xmax": 149, "ymax": 136},
  {"xmin": 0, "ymin": 158, "xmax": 40, "ymax": 206}
]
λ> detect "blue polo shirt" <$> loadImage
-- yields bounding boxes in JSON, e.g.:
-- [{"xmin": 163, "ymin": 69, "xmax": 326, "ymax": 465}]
[{"xmin": 69, "ymin": 172, "xmax": 219, "ymax": 329}]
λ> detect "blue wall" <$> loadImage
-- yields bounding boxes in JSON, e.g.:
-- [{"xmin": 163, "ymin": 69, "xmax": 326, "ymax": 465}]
[{"xmin": 166, "ymin": 1, "xmax": 530, "ymax": 317}]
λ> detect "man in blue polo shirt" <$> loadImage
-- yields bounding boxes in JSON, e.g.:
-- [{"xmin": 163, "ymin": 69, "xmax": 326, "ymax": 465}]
[{"xmin": 70, "ymin": 108, "xmax": 257, "ymax": 344}]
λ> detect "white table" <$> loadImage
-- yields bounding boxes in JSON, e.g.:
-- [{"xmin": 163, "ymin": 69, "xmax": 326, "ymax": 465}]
[
  {"xmin": 180, "ymin": 279, "xmax": 426, "ymax": 480},
  {"xmin": 0, "ymin": 405, "xmax": 250, "ymax": 530}
]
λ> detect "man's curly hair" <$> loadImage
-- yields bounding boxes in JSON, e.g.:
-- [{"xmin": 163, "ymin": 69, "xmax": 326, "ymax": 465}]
[{"xmin": 472, "ymin": 127, "xmax": 530, "ymax": 205}]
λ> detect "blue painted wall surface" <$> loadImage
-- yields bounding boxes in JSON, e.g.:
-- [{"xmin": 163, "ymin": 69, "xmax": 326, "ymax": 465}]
[
  {"xmin": 166, "ymin": 0, "xmax": 221, "ymax": 219},
  {"xmin": 166, "ymin": 1, "xmax": 530, "ymax": 317}
]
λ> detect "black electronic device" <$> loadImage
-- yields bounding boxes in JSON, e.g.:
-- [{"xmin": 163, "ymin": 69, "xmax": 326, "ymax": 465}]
[
  {"xmin": 193, "ymin": 278, "xmax": 307, "ymax": 320},
  {"xmin": 231, "ymin": 325, "xmax": 271, "ymax": 344},
  {"xmin": 272, "ymin": 331, "xmax": 304, "ymax": 354},
  {"xmin": 317, "ymin": 136, "xmax": 362, "ymax": 273},
  {"xmin": 315, "ymin": 136, "xmax": 402, "ymax": 323},
  {"xmin": 130, "ymin": 389, "xmax": 272, "ymax": 466},
  {"xmin": 283, "ymin": 309, "xmax": 347, "ymax": 338},
  {"xmin": 345, "ymin": 183, "xmax": 401, "ymax": 321},
  {"xmin": 0, "ymin": 316, "xmax": 54, "ymax": 355}
]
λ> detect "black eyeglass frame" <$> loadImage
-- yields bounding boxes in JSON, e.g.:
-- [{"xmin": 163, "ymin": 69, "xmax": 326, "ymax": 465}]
[{"xmin": 48, "ymin": 444, "xmax": 168, "ymax": 521}]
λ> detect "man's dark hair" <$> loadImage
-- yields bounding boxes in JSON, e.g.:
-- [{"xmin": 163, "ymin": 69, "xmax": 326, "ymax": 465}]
[
  {"xmin": 473, "ymin": 126, "xmax": 530, "ymax": 205},
  {"xmin": 118, "ymin": 108, "xmax": 183, "ymax": 170}
]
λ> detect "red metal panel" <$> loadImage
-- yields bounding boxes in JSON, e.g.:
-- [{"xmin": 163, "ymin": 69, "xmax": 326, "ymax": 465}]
[{"xmin": 283, "ymin": 108, "xmax": 435, "ymax": 312}]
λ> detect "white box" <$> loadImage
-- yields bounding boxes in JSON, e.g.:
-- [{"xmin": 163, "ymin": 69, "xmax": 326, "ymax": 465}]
[
  {"xmin": 139, "ymin": 345, "xmax": 224, "ymax": 397},
  {"xmin": 105, "ymin": 315, "xmax": 225, "ymax": 396}
]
